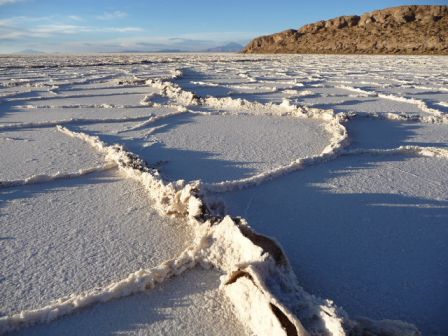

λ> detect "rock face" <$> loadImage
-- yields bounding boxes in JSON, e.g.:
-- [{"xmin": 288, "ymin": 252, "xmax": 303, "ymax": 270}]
[{"xmin": 243, "ymin": 6, "xmax": 448, "ymax": 54}]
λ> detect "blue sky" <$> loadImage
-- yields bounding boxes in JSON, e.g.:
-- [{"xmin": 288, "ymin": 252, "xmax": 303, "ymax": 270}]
[{"xmin": 1, "ymin": 0, "xmax": 446, "ymax": 53}]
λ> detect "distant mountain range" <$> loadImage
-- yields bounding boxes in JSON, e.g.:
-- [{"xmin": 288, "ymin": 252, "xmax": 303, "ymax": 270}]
[
  {"xmin": 244, "ymin": 5, "xmax": 448, "ymax": 54},
  {"xmin": 117, "ymin": 49, "xmax": 184, "ymax": 53},
  {"xmin": 204, "ymin": 42, "xmax": 244, "ymax": 52},
  {"xmin": 146, "ymin": 42, "xmax": 244, "ymax": 53},
  {"xmin": 14, "ymin": 42, "xmax": 245, "ymax": 55},
  {"xmin": 119, "ymin": 42, "xmax": 244, "ymax": 53},
  {"xmin": 17, "ymin": 49, "xmax": 45, "ymax": 54},
  {"xmin": 16, "ymin": 42, "xmax": 244, "ymax": 55}
]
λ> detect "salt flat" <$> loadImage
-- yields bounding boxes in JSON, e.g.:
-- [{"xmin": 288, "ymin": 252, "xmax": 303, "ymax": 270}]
[
  {"xmin": 11, "ymin": 268, "xmax": 247, "ymax": 336},
  {"xmin": 0, "ymin": 127, "xmax": 105, "ymax": 181},
  {"xmin": 90, "ymin": 113, "xmax": 329, "ymax": 184},
  {"xmin": 1, "ymin": 54, "xmax": 447, "ymax": 336},
  {"xmin": 1, "ymin": 169, "xmax": 192, "ymax": 315}
]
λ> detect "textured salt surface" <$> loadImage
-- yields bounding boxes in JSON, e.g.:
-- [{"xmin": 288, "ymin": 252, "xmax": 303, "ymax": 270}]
[
  {"xmin": 0, "ymin": 169, "xmax": 192, "ymax": 315},
  {"xmin": 117, "ymin": 114, "xmax": 329, "ymax": 183},
  {"xmin": 0, "ymin": 127, "xmax": 104, "ymax": 181},
  {"xmin": 10, "ymin": 268, "xmax": 248, "ymax": 336},
  {"xmin": 347, "ymin": 118, "xmax": 448, "ymax": 150}
]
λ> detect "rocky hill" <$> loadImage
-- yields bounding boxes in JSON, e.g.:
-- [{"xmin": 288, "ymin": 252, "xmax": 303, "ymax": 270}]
[{"xmin": 243, "ymin": 6, "xmax": 448, "ymax": 54}]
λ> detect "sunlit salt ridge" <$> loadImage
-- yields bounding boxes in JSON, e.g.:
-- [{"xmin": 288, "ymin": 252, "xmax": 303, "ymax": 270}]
[{"xmin": 1, "ymin": 54, "xmax": 447, "ymax": 336}]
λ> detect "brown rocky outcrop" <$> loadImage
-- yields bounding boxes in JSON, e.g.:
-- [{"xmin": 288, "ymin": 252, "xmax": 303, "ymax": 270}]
[{"xmin": 243, "ymin": 6, "xmax": 448, "ymax": 54}]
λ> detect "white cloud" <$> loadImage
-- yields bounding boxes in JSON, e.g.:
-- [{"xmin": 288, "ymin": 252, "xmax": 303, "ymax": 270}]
[
  {"xmin": 107, "ymin": 27, "xmax": 142, "ymax": 33},
  {"xmin": 0, "ymin": 0, "xmax": 25, "ymax": 6},
  {"xmin": 32, "ymin": 24, "xmax": 143, "ymax": 34},
  {"xmin": 0, "ymin": 14, "xmax": 255, "ymax": 53},
  {"xmin": 33, "ymin": 24, "xmax": 91, "ymax": 35},
  {"xmin": 0, "ymin": 16, "xmax": 53, "ymax": 27},
  {"xmin": 96, "ymin": 11, "xmax": 128, "ymax": 20},
  {"xmin": 0, "ymin": 19, "xmax": 144, "ymax": 41},
  {"xmin": 0, "ymin": 17, "xmax": 20, "ymax": 26}
]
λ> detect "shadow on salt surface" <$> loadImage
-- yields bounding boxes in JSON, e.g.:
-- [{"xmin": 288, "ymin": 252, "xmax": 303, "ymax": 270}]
[
  {"xmin": 176, "ymin": 68, "xmax": 295, "ymax": 104},
  {"xmin": 0, "ymin": 170, "xmax": 192, "ymax": 316},
  {"xmin": 12, "ymin": 268, "xmax": 247, "ymax": 336},
  {"xmin": 312, "ymin": 96, "xmax": 424, "ymax": 116},
  {"xmin": 54, "ymin": 85, "xmax": 153, "ymax": 97},
  {"xmin": 80, "ymin": 114, "xmax": 256, "ymax": 184},
  {"xmin": 33, "ymin": 91, "xmax": 146, "ymax": 103},
  {"xmin": 218, "ymin": 155, "xmax": 448, "ymax": 336},
  {"xmin": 347, "ymin": 118, "xmax": 448, "ymax": 150},
  {"xmin": 84, "ymin": 112, "xmax": 329, "ymax": 184},
  {"xmin": 367, "ymin": 87, "xmax": 448, "ymax": 112},
  {"xmin": 177, "ymin": 80, "xmax": 235, "ymax": 98},
  {"xmin": 427, "ymin": 100, "xmax": 448, "ymax": 114},
  {"xmin": 227, "ymin": 91, "xmax": 289, "ymax": 105},
  {"xmin": 409, "ymin": 93, "xmax": 448, "ymax": 113},
  {"xmin": 26, "ymin": 90, "xmax": 151, "ymax": 107},
  {"xmin": 149, "ymin": 142, "xmax": 256, "ymax": 183},
  {"xmin": 0, "ymin": 103, "xmax": 173, "ymax": 125},
  {"xmin": 0, "ymin": 85, "xmax": 165, "ymax": 124},
  {"xmin": 0, "ymin": 91, "xmax": 47, "ymax": 121}
]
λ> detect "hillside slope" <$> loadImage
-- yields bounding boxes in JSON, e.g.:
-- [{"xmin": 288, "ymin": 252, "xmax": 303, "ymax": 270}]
[{"xmin": 243, "ymin": 6, "xmax": 448, "ymax": 54}]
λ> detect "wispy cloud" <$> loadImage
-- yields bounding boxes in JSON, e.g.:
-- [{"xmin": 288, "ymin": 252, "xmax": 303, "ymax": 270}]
[
  {"xmin": 108, "ymin": 27, "xmax": 142, "ymax": 33},
  {"xmin": 0, "ymin": 0, "xmax": 25, "ymax": 6},
  {"xmin": 0, "ymin": 14, "xmax": 255, "ymax": 53},
  {"xmin": 68, "ymin": 15, "xmax": 83, "ymax": 21},
  {"xmin": 0, "ymin": 16, "xmax": 143, "ymax": 41},
  {"xmin": 33, "ymin": 24, "xmax": 91, "ymax": 35},
  {"xmin": 96, "ymin": 11, "xmax": 128, "ymax": 20},
  {"xmin": 1, "ymin": 32, "xmax": 254, "ymax": 53},
  {"xmin": 31, "ymin": 24, "xmax": 143, "ymax": 35},
  {"xmin": 0, "ymin": 16, "xmax": 53, "ymax": 27}
]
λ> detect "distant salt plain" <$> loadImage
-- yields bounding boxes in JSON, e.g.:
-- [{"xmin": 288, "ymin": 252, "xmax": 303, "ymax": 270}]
[{"xmin": 1, "ymin": 54, "xmax": 447, "ymax": 336}]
